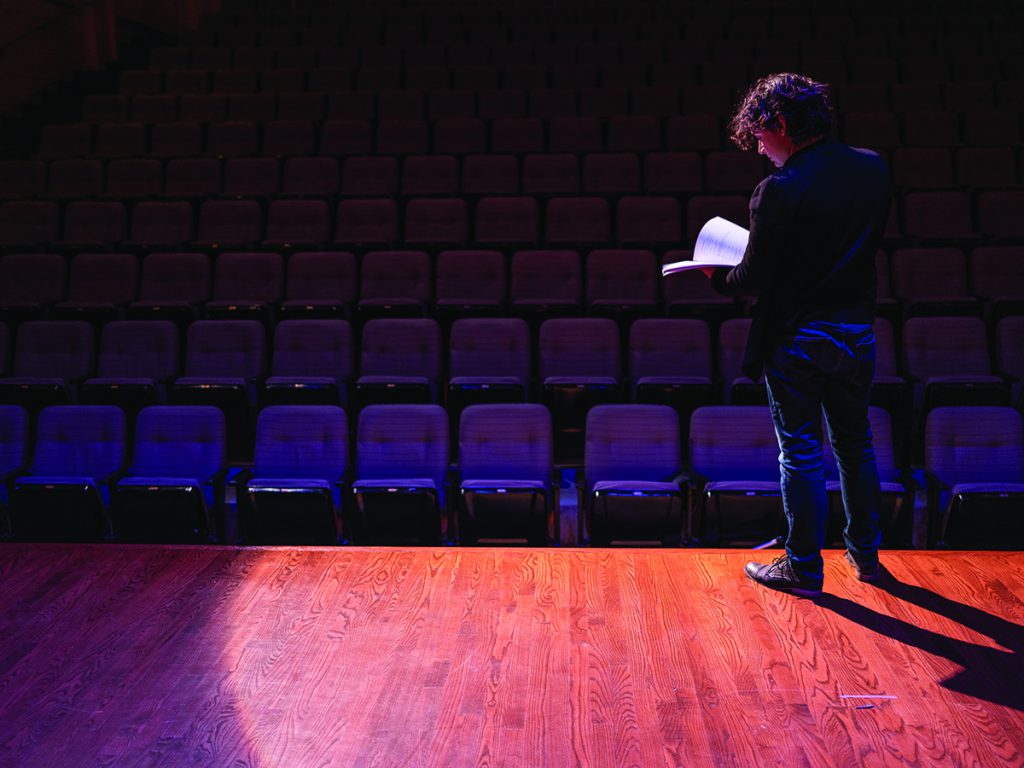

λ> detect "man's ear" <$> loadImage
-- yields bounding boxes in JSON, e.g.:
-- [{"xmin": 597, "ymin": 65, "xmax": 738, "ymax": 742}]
[{"xmin": 776, "ymin": 115, "xmax": 788, "ymax": 136}]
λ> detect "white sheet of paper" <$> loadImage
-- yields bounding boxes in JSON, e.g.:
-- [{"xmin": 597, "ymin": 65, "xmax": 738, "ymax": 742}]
[{"xmin": 661, "ymin": 217, "xmax": 749, "ymax": 276}]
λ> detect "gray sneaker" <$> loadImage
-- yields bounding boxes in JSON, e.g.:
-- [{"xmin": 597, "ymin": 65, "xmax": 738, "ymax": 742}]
[
  {"xmin": 744, "ymin": 556, "xmax": 823, "ymax": 597},
  {"xmin": 845, "ymin": 550, "xmax": 881, "ymax": 582}
]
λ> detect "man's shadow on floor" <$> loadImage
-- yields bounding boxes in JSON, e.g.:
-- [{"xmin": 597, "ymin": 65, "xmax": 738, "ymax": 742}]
[{"xmin": 814, "ymin": 567, "xmax": 1024, "ymax": 711}]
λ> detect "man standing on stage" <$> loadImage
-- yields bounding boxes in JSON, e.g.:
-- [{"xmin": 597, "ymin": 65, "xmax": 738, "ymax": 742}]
[{"xmin": 705, "ymin": 73, "xmax": 892, "ymax": 597}]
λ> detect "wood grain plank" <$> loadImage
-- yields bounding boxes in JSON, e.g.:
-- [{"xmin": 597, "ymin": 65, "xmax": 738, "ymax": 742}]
[{"xmin": 1, "ymin": 546, "xmax": 1023, "ymax": 767}]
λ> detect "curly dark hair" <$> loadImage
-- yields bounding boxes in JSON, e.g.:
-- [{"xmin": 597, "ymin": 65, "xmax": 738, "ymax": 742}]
[{"xmin": 728, "ymin": 72, "xmax": 834, "ymax": 151}]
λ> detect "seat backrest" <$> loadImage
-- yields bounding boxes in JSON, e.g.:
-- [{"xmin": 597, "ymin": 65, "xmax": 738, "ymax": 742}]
[
  {"xmin": 334, "ymin": 199, "xmax": 398, "ymax": 245},
  {"xmin": 264, "ymin": 200, "xmax": 331, "ymax": 244},
  {"xmin": 459, "ymin": 403, "xmax": 552, "ymax": 482},
  {"xmin": 449, "ymin": 317, "xmax": 530, "ymax": 381},
  {"xmin": 538, "ymin": 318, "xmax": 620, "ymax": 380},
  {"xmin": 584, "ymin": 404, "xmax": 681, "ymax": 489},
  {"xmin": 359, "ymin": 250, "xmax": 432, "ymax": 303},
  {"xmin": 66, "ymin": 253, "xmax": 139, "ymax": 304},
  {"xmin": 284, "ymin": 251, "xmax": 357, "ymax": 303},
  {"xmin": 137, "ymin": 252, "xmax": 210, "ymax": 303},
  {"xmin": 61, "ymin": 201, "xmax": 127, "ymax": 246},
  {"xmin": 582, "ymin": 152, "xmax": 640, "ymax": 194},
  {"xmin": 222, "ymin": 157, "xmax": 280, "ymax": 197},
  {"xmin": 902, "ymin": 316, "xmax": 992, "ymax": 379},
  {"xmin": 360, "ymin": 319, "xmax": 441, "ymax": 379},
  {"xmin": 509, "ymin": 249, "xmax": 581, "ymax": 304},
  {"xmin": 401, "ymin": 155, "xmax": 460, "ymax": 195},
  {"xmin": 629, "ymin": 318, "xmax": 712, "ymax": 380},
  {"xmin": 404, "ymin": 198, "xmax": 469, "ymax": 244},
  {"xmin": 131, "ymin": 405, "xmax": 225, "ymax": 478},
  {"xmin": 586, "ymin": 249, "xmax": 658, "ymax": 304},
  {"xmin": 197, "ymin": 200, "xmax": 263, "ymax": 244},
  {"xmin": 130, "ymin": 201, "xmax": 194, "ymax": 244},
  {"xmin": 253, "ymin": 405, "xmax": 348, "ymax": 480},
  {"xmin": 31, "ymin": 405, "xmax": 125, "ymax": 478},
  {"xmin": 355, "ymin": 404, "xmax": 448, "ymax": 487},
  {"xmin": 211, "ymin": 251, "xmax": 284, "ymax": 302},
  {"xmin": 14, "ymin": 321, "xmax": 94, "ymax": 381},
  {"xmin": 48, "ymin": 158, "xmax": 104, "ymax": 198},
  {"xmin": 461, "ymin": 156, "xmax": 519, "ymax": 195},
  {"xmin": 616, "ymin": 196, "xmax": 682, "ymax": 244},
  {"xmin": 890, "ymin": 247, "xmax": 969, "ymax": 300},
  {"xmin": 435, "ymin": 250, "xmax": 506, "ymax": 303},
  {"xmin": 149, "ymin": 122, "xmax": 203, "ymax": 159},
  {"xmin": 97, "ymin": 320, "xmax": 179, "ymax": 380},
  {"xmin": 0, "ymin": 405, "xmax": 29, "ymax": 479},
  {"xmin": 903, "ymin": 191, "xmax": 973, "ymax": 240},
  {"xmin": 184, "ymin": 320, "xmax": 266, "ymax": 380},
  {"xmin": 474, "ymin": 197, "xmax": 539, "ymax": 243},
  {"xmin": 272, "ymin": 319, "xmax": 353, "ymax": 380},
  {"xmin": 0, "ymin": 253, "xmax": 67, "ymax": 305},
  {"xmin": 282, "ymin": 157, "xmax": 339, "ymax": 196},
  {"xmin": 970, "ymin": 246, "xmax": 1024, "ymax": 301},
  {"xmin": 545, "ymin": 197, "xmax": 610, "ymax": 245},
  {"xmin": 522, "ymin": 153, "xmax": 580, "ymax": 194},
  {"xmin": 0, "ymin": 201, "xmax": 60, "ymax": 246},
  {"xmin": 106, "ymin": 158, "xmax": 163, "ymax": 198},
  {"xmin": 925, "ymin": 406, "xmax": 1024, "ymax": 484},
  {"xmin": 689, "ymin": 405, "xmax": 779, "ymax": 482}
]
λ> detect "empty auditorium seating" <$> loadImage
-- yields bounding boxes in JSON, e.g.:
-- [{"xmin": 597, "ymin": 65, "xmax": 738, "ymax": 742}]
[
  {"xmin": 112, "ymin": 405, "xmax": 225, "ymax": 543},
  {"xmin": 170, "ymin": 319, "xmax": 266, "ymax": 461},
  {"xmin": 356, "ymin": 318, "xmax": 441, "ymax": 408},
  {"xmin": 457, "ymin": 403, "xmax": 554, "ymax": 545},
  {"xmin": 80, "ymin": 320, "xmax": 180, "ymax": 415},
  {"xmin": 689, "ymin": 405, "xmax": 783, "ymax": 545},
  {"xmin": 539, "ymin": 317, "xmax": 622, "ymax": 464},
  {"xmin": 263, "ymin": 319, "xmax": 353, "ymax": 407},
  {"xmin": 278, "ymin": 251, "xmax": 357, "ymax": 320},
  {"xmin": 242, "ymin": 404, "xmax": 348, "ymax": 544},
  {"xmin": 925, "ymin": 406, "xmax": 1024, "ymax": 548},
  {"xmin": 1, "ymin": 0, "xmax": 1021, "ymax": 548},
  {"xmin": 0, "ymin": 321, "xmax": 95, "ymax": 412},
  {"xmin": 583, "ymin": 404, "xmax": 685, "ymax": 546},
  {"xmin": 10, "ymin": 405, "xmax": 125, "ymax": 542},
  {"xmin": 349, "ymin": 404, "xmax": 449, "ymax": 544},
  {"xmin": 0, "ymin": 253, "xmax": 68, "ymax": 325}
]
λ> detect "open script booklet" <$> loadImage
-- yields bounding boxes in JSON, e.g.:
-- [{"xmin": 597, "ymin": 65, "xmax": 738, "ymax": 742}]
[{"xmin": 661, "ymin": 216, "xmax": 749, "ymax": 276}]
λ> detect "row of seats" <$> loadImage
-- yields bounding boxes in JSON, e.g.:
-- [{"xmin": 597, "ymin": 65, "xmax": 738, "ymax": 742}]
[
  {"xmin": 6, "ymin": 147, "xmax": 1021, "ymax": 205},
  {"xmin": 37, "ymin": 107, "xmax": 1024, "ymax": 154},
  {"xmin": 3, "ymin": 191, "xmax": 1023, "ymax": 249},
  {"xmin": 180, "ymin": 17, "xmax": 1024, "ymax": 46},
  {"xmin": 142, "ymin": 40, "xmax": 1024, "ymax": 70},
  {"xmin": 95, "ymin": 61, "xmax": 1024, "ymax": 98},
  {"xmin": 1, "ymin": 315, "xmax": 1020, "ymax": 469},
  {"xmin": 1, "ymin": 248, "xmax": 1022, "ymax": 326},
  {"xmin": 0, "ymin": 314, "xmax": 1018, "ymax": 392},
  {"xmin": 32, "ymin": 115, "xmax": 736, "ymax": 157},
  {"xmin": 102, "ymin": 76, "xmax": 1024, "ymax": 119},
  {"xmin": 2, "ymin": 402, "xmax": 1020, "ymax": 548}
]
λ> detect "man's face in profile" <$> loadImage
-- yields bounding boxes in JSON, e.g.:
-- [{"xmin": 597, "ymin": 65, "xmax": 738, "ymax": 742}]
[{"xmin": 754, "ymin": 128, "xmax": 792, "ymax": 168}]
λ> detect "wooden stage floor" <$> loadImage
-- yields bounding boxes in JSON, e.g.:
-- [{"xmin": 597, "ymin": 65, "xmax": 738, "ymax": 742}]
[{"xmin": 1, "ymin": 545, "xmax": 1022, "ymax": 768}]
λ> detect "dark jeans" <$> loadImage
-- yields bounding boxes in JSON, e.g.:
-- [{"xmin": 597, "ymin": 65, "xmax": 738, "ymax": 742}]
[{"xmin": 764, "ymin": 320, "xmax": 882, "ymax": 581}]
